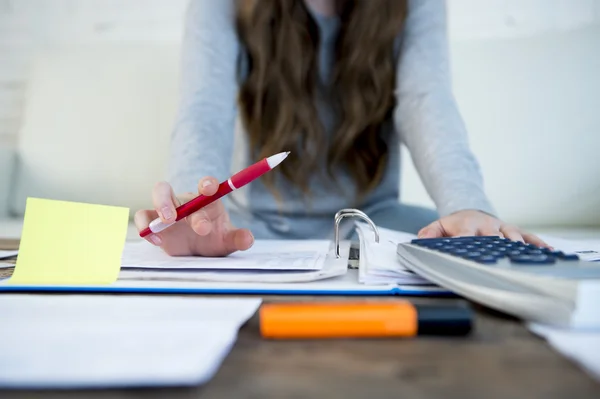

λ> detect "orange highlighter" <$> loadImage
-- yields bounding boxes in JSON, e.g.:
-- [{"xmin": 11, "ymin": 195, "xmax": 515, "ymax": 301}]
[{"xmin": 259, "ymin": 301, "xmax": 473, "ymax": 339}]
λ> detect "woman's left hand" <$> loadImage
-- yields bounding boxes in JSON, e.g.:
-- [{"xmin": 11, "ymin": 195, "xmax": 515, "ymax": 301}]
[{"xmin": 417, "ymin": 210, "xmax": 549, "ymax": 247}]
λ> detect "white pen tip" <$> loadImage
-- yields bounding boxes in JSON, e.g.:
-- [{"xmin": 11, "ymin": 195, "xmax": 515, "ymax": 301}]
[{"xmin": 267, "ymin": 151, "xmax": 290, "ymax": 169}]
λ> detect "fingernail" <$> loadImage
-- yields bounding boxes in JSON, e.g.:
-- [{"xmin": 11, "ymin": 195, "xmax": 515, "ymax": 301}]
[
  {"xmin": 161, "ymin": 206, "xmax": 173, "ymax": 220},
  {"xmin": 148, "ymin": 234, "xmax": 162, "ymax": 246},
  {"xmin": 202, "ymin": 180, "xmax": 212, "ymax": 188},
  {"xmin": 249, "ymin": 233, "xmax": 255, "ymax": 248}
]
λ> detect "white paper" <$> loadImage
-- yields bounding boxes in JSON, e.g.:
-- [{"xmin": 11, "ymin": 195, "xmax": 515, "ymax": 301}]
[
  {"xmin": 355, "ymin": 223, "xmax": 432, "ymax": 285},
  {"xmin": 119, "ymin": 241, "xmax": 350, "ymax": 284},
  {"xmin": 537, "ymin": 235, "xmax": 600, "ymax": 262},
  {"xmin": 0, "ymin": 250, "xmax": 18, "ymax": 260},
  {"xmin": 122, "ymin": 240, "xmax": 330, "ymax": 271},
  {"xmin": 0, "ymin": 250, "xmax": 18, "ymax": 267},
  {"xmin": 0, "ymin": 295, "xmax": 261, "ymax": 388},
  {"xmin": 529, "ymin": 323, "xmax": 600, "ymax": 382}
]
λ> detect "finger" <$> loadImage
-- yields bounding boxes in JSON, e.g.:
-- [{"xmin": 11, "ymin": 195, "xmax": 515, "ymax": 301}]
[
  {"xmin": 222, "ymin": 228, "xmax": 254, "ymax": 255},
  {"xmin": 478, "ymin": 224, "xmax": 502, "ymax": 238},
  {"xmin": 176, "ymin": 192, "xmax": 196, "ymax": 204},
  {"xmin": 152, "ymin": 181, "xmax": 179, "ymax": 223},
  {"xmin": 417, "ymin": 220, "xmax": 445, "ymax": 238},
  {"xmin": 134, "ymin": 210, "xmax": 163, "ymax": 246},
  {"xmin": 454, "ymin": 227, "xmax": 477, "ymax": 237},
  {"xmin": 448, "ymin": 220, "xmax": 477, "ymax": 237},
  {"xmin": 198, "ymin": 177, "xmax": 219, "ymax": 196},
  {"xmin": 522, "ymin": 232, "xmax": 551, "ymax": 248},
  {"xmin": 438, "ymin": 215, "xmax": 478, "ymax": 237},
  {"xmin": 186, "ymin": 200, "xmax": 228, "ymax": 234},
  {"xmin": 500, "ymin": 225, "xmax": 524, "ymax": 242},
  {"xmin": 187, "ymin": 209, "xmax": 213, "ymax": 237}
]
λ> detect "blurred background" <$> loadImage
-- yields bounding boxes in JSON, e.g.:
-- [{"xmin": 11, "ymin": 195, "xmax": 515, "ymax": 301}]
[{"xmin": 0, "ymin": 0, "xmax": 599, "ymax": 238}]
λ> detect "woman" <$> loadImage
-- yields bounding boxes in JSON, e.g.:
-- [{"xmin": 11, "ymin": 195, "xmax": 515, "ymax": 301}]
[{"xmin": 135, "ymin": 0, "xmax": 546, "ymax": 256}]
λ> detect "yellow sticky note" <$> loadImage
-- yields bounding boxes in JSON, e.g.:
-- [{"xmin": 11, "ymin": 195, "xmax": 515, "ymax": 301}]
[{"xmin": 9, "ymin": 197, "xmax": 129, "ymax": 285}]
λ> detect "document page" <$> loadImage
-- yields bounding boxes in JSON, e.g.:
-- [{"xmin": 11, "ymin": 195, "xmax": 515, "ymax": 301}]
[
  {"xmin": 0, "ymin": 295, "xmax": 261, "ymax": 388},
  {"xmin": 122, "ymin": 240, "xmax": 331, "ymax": 271}
]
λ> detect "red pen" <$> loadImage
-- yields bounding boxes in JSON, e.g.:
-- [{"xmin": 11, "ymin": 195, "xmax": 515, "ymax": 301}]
[{"xmin": 139, "ymin": 151, "xmax": 290, "ymax": 238}]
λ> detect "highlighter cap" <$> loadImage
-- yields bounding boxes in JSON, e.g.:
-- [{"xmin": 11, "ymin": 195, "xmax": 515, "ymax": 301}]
[{"xmin": 415, "ymin": 304, "xmax": 473, "ymax": 336}]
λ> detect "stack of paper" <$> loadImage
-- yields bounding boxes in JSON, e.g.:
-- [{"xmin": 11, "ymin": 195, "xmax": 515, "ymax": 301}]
[
  {"xmin": 0, "ymin": 250, "xmax": 18, "ymax": 269},
  {"xmin": 119, "ymin": 239, "xmax": 348, "ymax": 283},
  {"xmin": 355, "ymin": 223, "xmax": 432, "ymax": 286},
  {"xmin": 0, "ymin": 250, "xmax": 18, "ymax": 260},
  {"xmin": 0, "ymin": 295, "xmax": 261, "ymax": 388}
]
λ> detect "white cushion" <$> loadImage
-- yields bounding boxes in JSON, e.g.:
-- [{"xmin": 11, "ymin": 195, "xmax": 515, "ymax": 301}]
[{"xmin": 11, "ymin": 44, "xmax": 180, "ymax": 216}]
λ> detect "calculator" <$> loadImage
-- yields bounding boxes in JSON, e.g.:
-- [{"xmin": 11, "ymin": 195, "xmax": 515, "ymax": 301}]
[
  {"xmin": 398, "ymin": 236, "xmax": 600, "ymax": 280},
  {"xmin": 396, "ymin": 236, "xmax": 600, "ymax": 328}
]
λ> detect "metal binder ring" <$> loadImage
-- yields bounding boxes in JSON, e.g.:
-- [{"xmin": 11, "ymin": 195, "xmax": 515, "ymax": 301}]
[{"xmin": 333, "ymin": 208, "xmax": 379, "ymax": 258}]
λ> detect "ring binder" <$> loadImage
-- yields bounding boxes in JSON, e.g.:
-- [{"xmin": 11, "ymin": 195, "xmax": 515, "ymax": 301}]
[{"xmin": 333, "ymin": 209, "xmax": 380, "ymax": 258}]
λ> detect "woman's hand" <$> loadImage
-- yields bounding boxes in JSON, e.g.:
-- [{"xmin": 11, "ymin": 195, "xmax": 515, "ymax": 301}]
[
  {"xmin": 134, "ymin": 177, "xmax": 254, "ymax": 257},
  {"xmin": 417, "ymin": 210, "xmax": 549, "ymax": 247}
]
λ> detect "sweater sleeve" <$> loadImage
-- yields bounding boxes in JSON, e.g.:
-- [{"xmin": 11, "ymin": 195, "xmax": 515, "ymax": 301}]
[
  {"xmin": 168, "ymin": 0, "xmax": 240, "ymax": 194},
  {"xmin": 394, "ymin": 0, "xmax": 496, "ymax": 217}
]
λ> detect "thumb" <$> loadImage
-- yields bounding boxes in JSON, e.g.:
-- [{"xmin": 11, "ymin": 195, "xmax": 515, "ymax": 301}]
[{"xmin": 418, "ymin": 220, "xmax": 445, "ymax": 239}]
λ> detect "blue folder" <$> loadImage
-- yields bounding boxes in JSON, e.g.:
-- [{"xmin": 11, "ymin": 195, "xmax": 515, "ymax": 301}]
[{"xmin": 0, "ymin": 269, "xmax": 453, "ymax": 297}]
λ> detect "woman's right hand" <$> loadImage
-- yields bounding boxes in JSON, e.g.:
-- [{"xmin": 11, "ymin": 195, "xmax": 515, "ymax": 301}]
[{"xmin": 134, "ymin": 177, "xmax": 254, "ymax": 257}]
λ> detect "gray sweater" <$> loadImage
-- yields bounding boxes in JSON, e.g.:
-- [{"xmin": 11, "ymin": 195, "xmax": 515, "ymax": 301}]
[{"xmin": 168, "ymin": 0, "xmax": 495, "ymax": 238}]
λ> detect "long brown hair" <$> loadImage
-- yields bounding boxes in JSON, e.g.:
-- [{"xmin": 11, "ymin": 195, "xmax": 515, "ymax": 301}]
[{"xmin": 236, "ymin": 0, "xmax": 407, "ymax": 200}]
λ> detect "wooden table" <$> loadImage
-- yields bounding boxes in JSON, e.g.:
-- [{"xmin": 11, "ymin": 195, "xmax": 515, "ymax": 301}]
[{"xmin": 1, "ymin": 240, "xmax": 599, "ymax": 399}]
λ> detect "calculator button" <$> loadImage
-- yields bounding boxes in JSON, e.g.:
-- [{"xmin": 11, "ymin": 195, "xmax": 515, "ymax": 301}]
[
  {"xmin": 463, "ymin": 252, "xmax": 483, "ymax": 259},
  {"xmin": 474, "ymin": 256, "xmax": 498, "ymax": 264},
  {"xmin": 411, "ymin": 239, "xmax": 444, "ymax": 245},
  {"xmin": 509, "ymin": 255, "xmax": 556, "ymax": 264},
  {"xmin": 558, "ymin": 253, "xmax": 579, "ymax": 261},
  {"xmin": 439, "ymin": 245, "xmax": 456, "ymax": 252},
  {"xmin": 525, "ymin": 249, "xmax": 544, "ymax": 255}
]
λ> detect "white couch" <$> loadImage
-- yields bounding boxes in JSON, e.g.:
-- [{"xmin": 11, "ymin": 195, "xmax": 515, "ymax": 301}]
[{"xmin": 1, "ymin": 26, "xmax": 600, "ymax": 240}]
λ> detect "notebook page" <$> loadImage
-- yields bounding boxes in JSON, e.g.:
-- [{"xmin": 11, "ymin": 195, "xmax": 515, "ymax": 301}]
[{"xmin": 121, "ymin": 240, "xmax": 331, "ymax": 271}]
